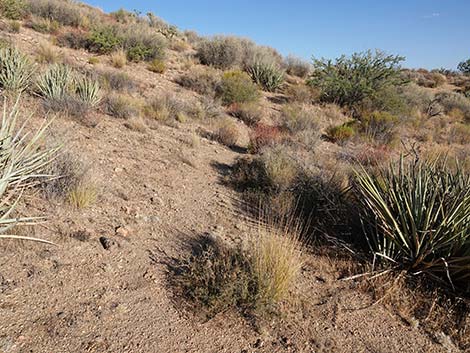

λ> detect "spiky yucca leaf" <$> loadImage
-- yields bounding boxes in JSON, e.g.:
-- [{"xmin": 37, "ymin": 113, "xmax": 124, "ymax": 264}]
[
  {"xmin": 247, "ymin": 62, "xmax": 284, "ymax": 92},
  {"xmin": 74, "ymin": 75, "xmax": 101, "ymax": 107},
  {"xmin": 354, "ymin": 157, "xmax": 470, "ymax": 289},
  {"xmin": 0, "ymin": 47, "xmax": 35, "ymax": 93},
  {"xmin": 36, "ymin": 64, "xmax": 72, "ymax": 100},
  {"xmin": 0, "ymin": 98, "xmax": 58, "ymax": 243}
]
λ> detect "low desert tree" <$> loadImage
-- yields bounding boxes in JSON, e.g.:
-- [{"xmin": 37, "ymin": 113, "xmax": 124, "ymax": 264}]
[
  {"xmin": 457, "ymin": 59, "xmax": 470, "ymax": 75},
  {"xmin": 307, "ymin": 50, "xmax": 406, "ymax": 115}
]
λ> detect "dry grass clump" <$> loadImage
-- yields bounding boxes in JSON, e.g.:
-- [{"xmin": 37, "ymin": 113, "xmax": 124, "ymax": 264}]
[
  {"xmin": 326, "ymin": 122, "xmax": 356, "ymax": 144},
  {"xmin": 144, "ymin": 93, "xmax": 191, "ymax": 122},
  {"xmin": 68, "ymin": 181, "xmax": 97, "ymax": 208},
  {"xmin": 124, "ymin": 116, "xmax": 147, "ymax": 132},
  {"xmin": 285, "ymin": 83, "xmax": 319, "ymax": 104},
  {"xmin": 41, "ymin": 149, "xmax": 89, "ymax": 200},
  {"xmin": 284, "ymin": 55, "xmax": 311, "ymax": 78},
  {"xmin": 215, "ymin": 118, "xmax": 239, "ymax": 147},
  {"xmin": 147, "ymin": 59, "xmax": 165, "ymax": 73},
  {"xmin": 279, "ymin": 103, "xmax": 318, "ymax": 133},
  {"xmin": 99, "ymin": 70, "xmax": 135, "ymax": 92},
  {"xmin": 28, "ymin": 15, "xmax": 60, "ymax": 34},
  {"xmin": 36, "ymin": 41, "xmax": 62, "ymax": 64},
  {"xmin": 109, "ymin": 49, "xmax": 127, "ymax": 68},
  {"xmin": 169, "ymin": 220, "xmax": 303, "ymax": 318},
  {"xmin": 229, "ymin": 102, "xmax": 263, "ymax": 126},
  {"xmin": 196, "ymin": 35, "xmax": 281, "ymax": 70},
  {"xmin": 105, "ymin": 93, "xmax": 141, "ymax": 119},
  {"xmin": 176, "ymin": 66, "xmax": 220, "ymax": 97},
  {"xmin": 448, "ymin": 123, "xmax": 470, "ymax": 145}
]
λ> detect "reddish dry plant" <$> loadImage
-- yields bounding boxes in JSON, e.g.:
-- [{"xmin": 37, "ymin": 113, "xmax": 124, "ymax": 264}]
[{"xmin": 249, "ymin": 123, "xmax": 282, "ymax": 153}]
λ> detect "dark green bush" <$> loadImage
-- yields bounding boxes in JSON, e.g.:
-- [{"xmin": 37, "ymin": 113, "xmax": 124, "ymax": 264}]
[
  {"xmin": 458, "ymin": 59, "xmax": 470, "ymax": 75},
  {"xmin": 0, "ymin": 0, "xmax": 25, "ymax": 20},
  {"xmin": 307, "ymin": 50, "xmax": 406, "ymax": 115},
  {"xmin": 87, "ymin": 25, "xmax": 123, "ymax": 55}
]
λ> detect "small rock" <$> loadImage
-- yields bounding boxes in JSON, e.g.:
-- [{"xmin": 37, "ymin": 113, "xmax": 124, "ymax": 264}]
[
  {"xmin": 99, "ymin": 237, "xmax": 117, "ymax": 250},
  {"xmin": 115, "ymin": 226, "xmax": 130, "ymax": 237}
]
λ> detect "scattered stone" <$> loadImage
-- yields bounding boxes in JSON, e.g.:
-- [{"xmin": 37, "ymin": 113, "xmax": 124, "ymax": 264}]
[
  {"xmin": 99, "ymin": 237, "xmax": 117, "ymax": 250},
  {"xmin": 115, "ymin": 226, "xmax": 130, "ymax": 237}
]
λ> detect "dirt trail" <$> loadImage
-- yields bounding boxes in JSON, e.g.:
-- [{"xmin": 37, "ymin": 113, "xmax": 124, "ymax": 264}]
[{"xmin": 0, "ymin": 26, "xmax": 459, "ymax": 353}]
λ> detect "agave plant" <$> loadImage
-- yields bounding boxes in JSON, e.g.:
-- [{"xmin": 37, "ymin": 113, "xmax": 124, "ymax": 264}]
[
  {"xmin": 0, "ymin": 47, "xmax": 36, "ymax": 93},
  {"xmin": 74, "ymin": 74, "xmax": 101, "ymax": 107},
  {"xmin": 354, "ymin": 157, "xmax": 470, "ymax": 289},
  {"xmin": 36, "ymin": 64, "xmax": 73, "ymax": 100},
  {"xmin": 0, "ymin": 98, "xmax": 58, "ymax": 243},
  {"xmin": 247, "ymin": 61, "xmax": 284, "ymax": 92}
]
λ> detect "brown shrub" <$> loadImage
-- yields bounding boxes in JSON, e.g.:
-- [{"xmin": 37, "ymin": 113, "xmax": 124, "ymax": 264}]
[
  {"xmin": 215, "ymin": 118, "xmax": 239, "ymax": 147},
  {"xmin": 249, "ymin": 124, "xmax": 282, "ymax": 153}
]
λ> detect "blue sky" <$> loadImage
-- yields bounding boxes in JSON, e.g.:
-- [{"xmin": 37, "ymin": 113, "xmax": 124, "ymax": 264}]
[{"xmin": 85, "ymin": 0, "xmax": 470, "ymax": 69}]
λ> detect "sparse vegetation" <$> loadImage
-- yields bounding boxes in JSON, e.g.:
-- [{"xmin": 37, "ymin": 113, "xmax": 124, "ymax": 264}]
[
  {"xmin": 36, "ymin": 41, "xmax": 62, "ymax": 64},
  {"xmin": 284, "ymin": 55, "xmax": 310, "ymax": 78},
  {"xmin": 176, "ymin": 66, "xmax": 220, "ymax": 97},
  {"xmin": 105, "ymin": 93, "xmax": 140, "ymax": 119}
]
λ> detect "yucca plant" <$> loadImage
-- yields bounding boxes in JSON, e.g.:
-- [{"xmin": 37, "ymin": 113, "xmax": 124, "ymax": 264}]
[
  {"xmin": 247, "ymin": 62, "xmax": 284, "ymax": 92},
  {"xmin": 74, "ymin": 75, "xmax": 101, "ymax": 107},
  {"xmin": 354, "ymin": 157, "xmax": 470, "ymax": 290},
  {"xmin": 0, "ymin": 47, "xmax": 35, "ymax": 93},
  {"xmin": 36, "ymin": 64, "xmax": 72, "ymax": 100},
  {"xmin": 0, "ymin": 98, "xmax": 58, "ymax": 243}
]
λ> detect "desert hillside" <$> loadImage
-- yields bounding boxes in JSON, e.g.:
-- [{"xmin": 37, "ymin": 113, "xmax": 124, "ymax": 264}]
[{"xmin": 0, "ymin": 1, "xmax": 469, "ymax": 352}]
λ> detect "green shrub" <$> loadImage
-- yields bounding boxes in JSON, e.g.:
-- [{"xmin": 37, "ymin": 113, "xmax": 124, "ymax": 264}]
[
  {"xmin": 326, "ymin": 122, "xmax": 356, "ymax": 144},
  {"xmin": 0, "ymin": 0, "xmax": 25, "ymax": 20},
  {"xmin": 307, "ymin": 50, "xmax": 406, "ymax": 114},
  {"xmin": 87, "ymin": 25, "xmax": 123, "ymax": 55},
  {"xmin": 247, "ymin": 62, "xmax": 284, "ymax": 92},
  {"xmin": 354, "ymin": 158, "xmax": 470, "ymax": 291},
  {"xmin": 122, "ymin": 24, "xmax": 166, "ymax": 62},
  {"xmin": 0, "ymin": 47, "xmax": 35, "ymax": 93},
  {"xmin": 218, "ymin": 70, "xmax": 260, "ymax": 105},
  {"xmin": 8, "ymin": 20, "xmax": 21, "ymax": 33}
]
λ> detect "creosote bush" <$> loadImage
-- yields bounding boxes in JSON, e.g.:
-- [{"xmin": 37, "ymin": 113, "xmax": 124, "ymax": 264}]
[
  {"xmin": 307, "ymin": 50, "xmax": 406, "ymax": 115},
  {"xmin": 218, "ymin": 70, "xmax": 260, "ymax": 106},
  {"xmin": 354, "ymin": 157, "xmax": 470, "ymax": 292}
]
